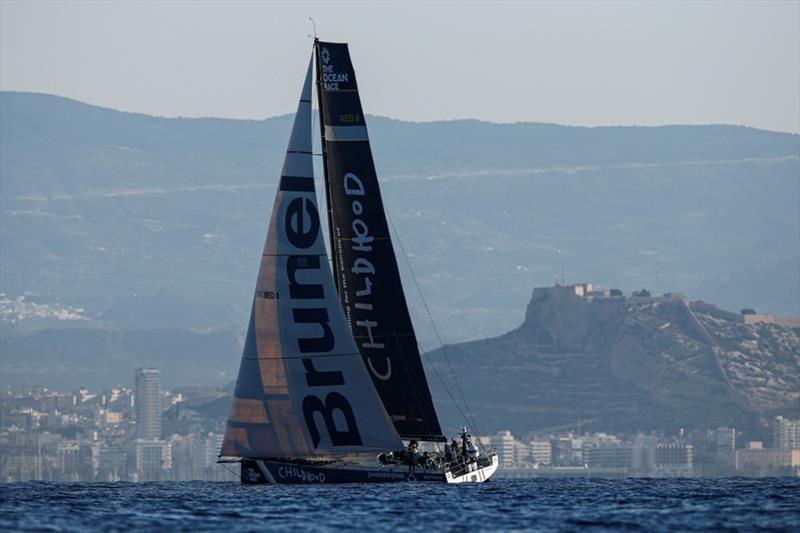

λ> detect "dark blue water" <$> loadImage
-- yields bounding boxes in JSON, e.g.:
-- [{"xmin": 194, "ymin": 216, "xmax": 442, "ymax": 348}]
[{"xmin": 1, "ymin": 478, "xmax": 798, "ymax": 531}]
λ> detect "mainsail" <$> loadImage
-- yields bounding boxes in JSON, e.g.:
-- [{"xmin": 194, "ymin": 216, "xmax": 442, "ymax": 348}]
[
  {"xmin": 314, "ymin": 41, "xmax": 444, "ymax": 441},
  {"xmin": 220, "ymin": 54, "xmax": 403, "ymax": 459}
]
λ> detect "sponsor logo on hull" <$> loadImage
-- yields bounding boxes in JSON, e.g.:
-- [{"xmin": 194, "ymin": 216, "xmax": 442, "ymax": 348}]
[
  {"xmin": 241, "ymin": 460, "xmax": 445, "ymax": 484},
  {"xmin": 277, "ymin": 465, "xmax": 326, "ymax": 483}
]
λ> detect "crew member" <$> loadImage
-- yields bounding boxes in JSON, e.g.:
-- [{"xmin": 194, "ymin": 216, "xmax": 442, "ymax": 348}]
[{"xmin": 407, "ymin": 440, "xmax": 420, "ymax": 469}]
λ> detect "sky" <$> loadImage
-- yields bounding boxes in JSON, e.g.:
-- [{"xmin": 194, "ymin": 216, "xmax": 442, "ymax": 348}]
[{"xmin": 1, "ymin": 0, "xmax": 799, "ymax": 133}]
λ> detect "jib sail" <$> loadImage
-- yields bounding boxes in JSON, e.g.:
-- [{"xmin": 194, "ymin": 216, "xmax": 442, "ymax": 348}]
[
  {"xmin": 220, "ymin": 54, "xmax": 403, "ymax": 459},
  {"xmin": 314, "ymin": 40, "xmax": 444, "ymax": 441}
]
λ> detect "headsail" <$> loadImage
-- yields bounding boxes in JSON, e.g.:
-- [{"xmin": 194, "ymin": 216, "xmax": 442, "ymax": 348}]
[
  {"xmin": 314, "ymin": 41, "xmax": 444, "ymax": 441},
  {"xmin": 221, "ymin": 54, "xmax": 403, "ymax": 459}
]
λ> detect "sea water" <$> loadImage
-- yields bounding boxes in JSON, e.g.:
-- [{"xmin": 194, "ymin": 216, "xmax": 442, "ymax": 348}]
[{"xmin": 1, "ymin": 478, "xmax": 798, "ymax": 531}]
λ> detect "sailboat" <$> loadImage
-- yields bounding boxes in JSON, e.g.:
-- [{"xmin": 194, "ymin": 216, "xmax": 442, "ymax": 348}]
[{"xmin": 218, "ymin": 39, "xmax": 498, "ymax": 484}]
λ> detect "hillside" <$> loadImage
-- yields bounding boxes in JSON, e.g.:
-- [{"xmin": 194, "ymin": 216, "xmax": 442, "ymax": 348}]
[
  {"xmin": 427, "ymin": 286, "xmax": 800, "ymax": 438},
  {"xmin": 1, "ymin": 91, "xmax": 798, "ymax": 347},
  {"xmin": 0, "ymin": 327, "xmax": 241, "ymax": 390}
]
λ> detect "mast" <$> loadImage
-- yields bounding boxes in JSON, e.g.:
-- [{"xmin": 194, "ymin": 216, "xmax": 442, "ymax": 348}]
[
  {"xmin": 314, "ymin": 41, "xmax": 444, "ymax": 441},
  {"xmin": 220, "ymin": 52, "xmax": 402, "ymax": 460},
  {"xmin": 314, "ymin": 39, "xmax": 340, "ymax": 292}
]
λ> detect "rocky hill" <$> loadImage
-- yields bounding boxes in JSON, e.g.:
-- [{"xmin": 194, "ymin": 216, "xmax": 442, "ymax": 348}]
[{"xmin": 427, "ymin": 286, "xmax": 799, "ymax": 438}]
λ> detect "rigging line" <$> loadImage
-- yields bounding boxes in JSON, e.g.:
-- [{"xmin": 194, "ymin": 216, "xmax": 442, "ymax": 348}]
[
  {"xmin": 412, "ymin": 337, "xmax": 473, "ymax": 436},
  {"xmin": 380, "ymin": 220, "xmax": 462, "ymax": 424},
  {"xmin": 384, "ymin": 210, "xmax": 477, "ymax": 429},
  {"xmin": 314, "ymin": 43, "xmax": 339, "ymax": 284},
  {"xmin": 217, "ymin": 461, "xmax": 241, "ymax": 481},
  {"xmin": 383, "ymin": 206, "xmax": 483, "ymax": 440},
  {"xmin": 387, "ymin": 328, "xmax": 441, "ymax": 438}
]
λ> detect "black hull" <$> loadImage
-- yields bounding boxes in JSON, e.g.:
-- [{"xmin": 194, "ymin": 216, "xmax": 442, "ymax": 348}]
[{"xmin": 241, "ymin": 459, "xmax": 446, "ymax": 484}]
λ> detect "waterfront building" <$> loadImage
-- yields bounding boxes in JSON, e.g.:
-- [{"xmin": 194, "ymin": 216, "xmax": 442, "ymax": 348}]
[
  {"xmin": 736, "ymin": 441, "xmax": 800, "ymax": 476},
  {"xmin": 632, "ymin": 434, "xmax": 658, "ymax": 473},
  {"xmin": 551, "ymin": 436, "xmax": 583, "ymax": 467},
  {"xmin": 169, "ymin": 434, "xmax": 196, "ymax": 481},
  {"xmin": 128, "ymin": 438, "xmax": 171, "ymax": 481},
  {"xmin": 715, "ymin": 426, "xmax": 736, "ymax": 466},
  {"xmin": 97, "ymin": 446, "xmax": 127, "ymax": 481},
  {"xmin": 586, "ymin": 445, "xmax": 633, "ymax": 469},
  {"xmin": 715, "ymin": 427, "xmax": 736, "ymax": 452},
  {"xmin": 655, "ymin": 444, "xmax": 693, "ymax": 477},
  {"xmin": 529, "ymin": 439, "xmax": 552, "ymax": 465},
  {"xmin": 479, "ymin": 430, "xmax": 517, "ymax": 467},
  {"xmin": 200, "ymin": 433, "xmax": 224, "ymax": 469},
  {"xmin": 773, "ymin": 416, "xmax": 800, "ymax": 449}
]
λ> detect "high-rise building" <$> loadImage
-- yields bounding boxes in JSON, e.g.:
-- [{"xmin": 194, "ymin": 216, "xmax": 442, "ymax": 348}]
[
  {"xmin": 134, "ymin": 367, "xmax": 161, "ymax": 440},
  {"xmin": 773, "ymin": 416, "xmax": 800, "ymax": 449}
]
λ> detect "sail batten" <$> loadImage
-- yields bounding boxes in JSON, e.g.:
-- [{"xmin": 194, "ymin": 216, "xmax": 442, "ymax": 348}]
[
  {"xmin": 221, "ymin": 52, "xmax": 403, "ymax": 460},
  {"xmin": 314, "ymin": 40, "xmax": 444, "ymax": 440}
]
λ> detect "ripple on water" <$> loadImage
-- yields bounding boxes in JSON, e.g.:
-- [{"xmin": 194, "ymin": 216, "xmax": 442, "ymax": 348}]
[{"xmin": 1, "ymin": 478, "xmax": 798, "ymax": 532}]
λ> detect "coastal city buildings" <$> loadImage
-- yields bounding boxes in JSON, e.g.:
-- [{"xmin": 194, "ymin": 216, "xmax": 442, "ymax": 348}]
[
  {"xmin": 1, "ymin": 371, "xmax": 798, "ymax": 481},
  {"xmin": 0, "ymin": 369, "xmax": 235, "ymax": 482},
  {"xmin": 476, "ymin": 423, "xmax": 798, "ymax": 479},
  {"xmin": 735, "ymin": 441, "xmax": 800, "ymax": 475}
]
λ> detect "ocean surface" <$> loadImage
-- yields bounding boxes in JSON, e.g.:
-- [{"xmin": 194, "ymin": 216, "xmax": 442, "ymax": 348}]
[{"xmin": 1, "ymin": 478, "xmax": 798, "ymax": 531}]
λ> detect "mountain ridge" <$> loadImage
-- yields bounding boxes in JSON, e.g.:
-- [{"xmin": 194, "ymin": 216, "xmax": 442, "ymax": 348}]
[
  {"xmin": 7, "ymin": 90, "xmax": 798, "ymax": 134},
  {"xmin": 1, "ymin": 90, "xmax": 798, "ymax": 346}
]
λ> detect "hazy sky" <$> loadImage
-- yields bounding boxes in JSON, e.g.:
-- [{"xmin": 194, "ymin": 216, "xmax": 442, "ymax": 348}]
[{"xmin": 1, "ymin": 1, "xmax": 799, "ymax": 133}]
